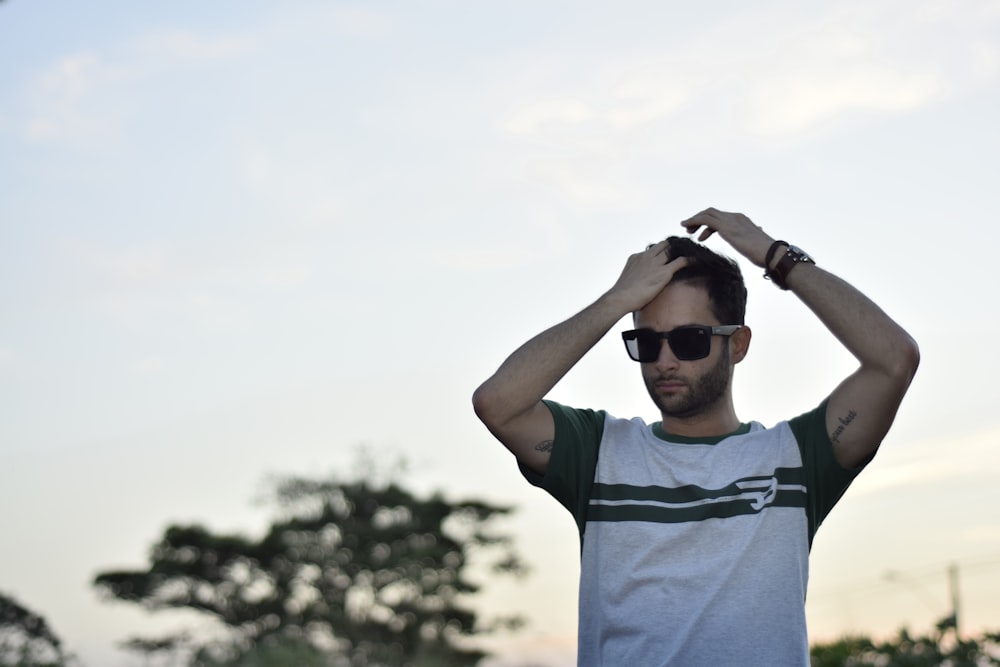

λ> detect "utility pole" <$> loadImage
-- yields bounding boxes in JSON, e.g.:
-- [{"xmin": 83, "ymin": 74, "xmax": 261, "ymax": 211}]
[
  {"xmin": 886, "ymin": 563, "xmax": 963, "ymax": 639},
  {"xmin": 948, "ymin": 562, "xmax": 961, "ymax": 639}
]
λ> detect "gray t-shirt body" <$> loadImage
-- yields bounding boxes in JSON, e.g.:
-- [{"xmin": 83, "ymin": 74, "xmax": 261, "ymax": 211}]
[{"xmin": 520, "ymin": 400, "xmax": 859, "ymax": 666}]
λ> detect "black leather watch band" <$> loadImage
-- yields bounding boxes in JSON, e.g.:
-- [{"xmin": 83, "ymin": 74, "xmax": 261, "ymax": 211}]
[
  {"xmin": 763, "ymin": 240, "xmax": 787, "ymax": 273},
  {"xmin": 769, "ymin": 245, "xmax": 815, "ymax": 290}
]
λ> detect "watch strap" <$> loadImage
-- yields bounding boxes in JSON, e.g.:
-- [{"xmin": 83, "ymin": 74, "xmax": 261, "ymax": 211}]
[
  {"xmin": 764, "ymin": 240, "xmax": 787, "ymax": 272},
  {"xmin": 769, "ymin": 245, "xmax": 815, "ymax": 290}
]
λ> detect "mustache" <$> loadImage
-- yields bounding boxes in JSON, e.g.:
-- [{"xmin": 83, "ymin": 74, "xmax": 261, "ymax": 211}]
[{"xmin": 651, "ymin": 375, "xmax": 686, "ymax": 383}]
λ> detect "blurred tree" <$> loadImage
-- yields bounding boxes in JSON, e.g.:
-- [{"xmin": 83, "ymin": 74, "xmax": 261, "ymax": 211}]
[
  {"xmin": 94, "ymin": 472, "xmax": 527, "ymax": 666},
  {"xmin": 0, "ymin": 592, "xmax": 66, "ymax": 667},
  {"xmin": 811, "ymin": 625, "xmax": 1000, "ymax": 666}
]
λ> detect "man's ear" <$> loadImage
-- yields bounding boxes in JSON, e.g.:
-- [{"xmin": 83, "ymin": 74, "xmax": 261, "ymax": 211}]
[{"xmin": 731, "ymin": 325, "xmax": 751, "ymax": 364}]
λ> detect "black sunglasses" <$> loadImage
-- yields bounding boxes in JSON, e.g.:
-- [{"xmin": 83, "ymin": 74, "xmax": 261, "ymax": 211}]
[{"xmin": 621, "ymin": 325, "xmax": 742, "ymax": 362}]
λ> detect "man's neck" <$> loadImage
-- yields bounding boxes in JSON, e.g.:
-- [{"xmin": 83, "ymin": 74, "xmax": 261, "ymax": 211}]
[{"xmin": 660, "ymin": 404, "xmax": 741, "ymax": 438}]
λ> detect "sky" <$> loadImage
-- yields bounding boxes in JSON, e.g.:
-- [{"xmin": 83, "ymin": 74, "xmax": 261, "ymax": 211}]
[{"xmin": 2, "ymin": 0, "xmax": 1000, "ymax": 665}]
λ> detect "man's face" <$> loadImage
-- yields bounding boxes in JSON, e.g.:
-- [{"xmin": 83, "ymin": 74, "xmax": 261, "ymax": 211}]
[{"xmin": 634, "ymin": 282, "xmax": 734, "ymax": 419}]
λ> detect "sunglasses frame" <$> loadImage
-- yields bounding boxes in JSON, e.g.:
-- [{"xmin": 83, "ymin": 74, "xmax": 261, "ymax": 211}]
[{"xmin": 621, "ymin": 325, "xmax": 742, "ymax": 362}]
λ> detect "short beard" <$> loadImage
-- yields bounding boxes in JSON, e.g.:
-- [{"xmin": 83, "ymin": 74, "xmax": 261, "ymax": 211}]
[{"xmin": 645, "ymin": 344, "xmax": 732, "ymax": 419}]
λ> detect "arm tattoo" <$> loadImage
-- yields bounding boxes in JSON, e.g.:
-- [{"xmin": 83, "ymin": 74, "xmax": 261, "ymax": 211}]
[
  {"xmin": 830, "ymin": 409, "xmax": 858, "ymax": 446},
  {"xmin": 534, "ymin": 440, "xmax": 554, "ymax": 454}
]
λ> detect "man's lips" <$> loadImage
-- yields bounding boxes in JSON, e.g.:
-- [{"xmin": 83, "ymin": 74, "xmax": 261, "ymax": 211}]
[{"xmin": 653, "ymin": 378, "xmax": 687, "ymax": 391}]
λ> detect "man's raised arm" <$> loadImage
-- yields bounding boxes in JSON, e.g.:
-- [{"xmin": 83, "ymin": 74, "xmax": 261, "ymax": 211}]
[
  {"xmin": 472, "ymin": 241, "xmax": 689, "ymax": 474},
  {"xmin": 682, "ymin": 208, "xmax": 920, "ymax": 469}
]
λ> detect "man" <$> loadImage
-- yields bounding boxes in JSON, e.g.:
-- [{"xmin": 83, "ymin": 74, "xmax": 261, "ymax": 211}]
[{"xmin": 471, "ymin": 208, "xmax": 919, "ymax": 665}]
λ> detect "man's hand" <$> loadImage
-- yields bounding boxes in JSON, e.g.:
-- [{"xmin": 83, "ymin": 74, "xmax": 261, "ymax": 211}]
[
  {"xmin": 680, "ymin": 208, "xmax": 775, "ymax": 268},
  {"xmin": 606, "ymin": 240, "xmax": 690, "ymax": 313}
]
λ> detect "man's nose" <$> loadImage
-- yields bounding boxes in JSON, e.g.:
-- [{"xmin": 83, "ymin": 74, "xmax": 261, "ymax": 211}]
[{"xmin": 653, "ymin": 340, "xmax": 680, "ymax": 372}]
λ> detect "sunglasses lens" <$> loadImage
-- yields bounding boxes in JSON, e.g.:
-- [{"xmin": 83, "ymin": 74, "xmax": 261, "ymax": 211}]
[
  {"xmin": 667, "ymin": 327, "xmax": 710, "ymax": 360},
  {"xmin": 624, "ymin": 330, "xmax": 661, "ymax": 362},
  {"xmin": 635, "ymin": 330, "xmax": 663, "ymax": 362}
]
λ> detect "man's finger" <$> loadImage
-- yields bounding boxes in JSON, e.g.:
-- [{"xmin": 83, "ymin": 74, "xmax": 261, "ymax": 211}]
[
  {"xmin": 680, "ymin": 214, "xmax": 718, "ymax": 242},
  {"xmin": 666, "ymin": 256, "xmax": 690, "ymax": 271}
]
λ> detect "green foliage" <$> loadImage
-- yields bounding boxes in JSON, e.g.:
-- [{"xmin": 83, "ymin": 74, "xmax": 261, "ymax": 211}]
[
  {"xmin": 0, "ymin": 592, "xmax": 65, "ymax": 667},
  {"xmin": 811, "ymin": 626, "xmax": 1000, "ymax": 666},
  {"xmin": 94, "ymin": 472, "xmax": 527, "ymax": 666}
]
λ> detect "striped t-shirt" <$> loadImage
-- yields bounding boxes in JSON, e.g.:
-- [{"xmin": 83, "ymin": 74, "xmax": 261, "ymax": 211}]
[{"xmin": 520, "ymin": 400, "xmax": 859, "ymax": 666}]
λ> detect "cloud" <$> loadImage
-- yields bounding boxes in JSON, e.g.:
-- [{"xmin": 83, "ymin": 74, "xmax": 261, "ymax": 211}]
[
  {"xmin": 55, "ymin": 234, "xmax": 322, "ymax": 296},
  {"xmin": 747, "ymin": 66, "xmax": 942, "ymax": 138},
  {"xmin": 0, "ymin": 346, "xmax": 13, "ymax": 368},
  {"xmin": 502, "ymin": 83, "xmax": 690, "ymax": 136},
  {"xmin": 850, "ymin": 424, "xmax": 1000, "ymax": 497},
  {"xmin": 477, "ymin": 0, "xmax": 1000, "ymax": 214},
  {"xmin": 607, "ymin": 78, "xmax": 691, "ymax": 129},
  {"xmin": 23, "ymin": 51, "xmax": 129, "ymax": 142},
  {"xmin": 259, "ymin": 265, "xmax": 313, "ymax": 288},
  {"xmin": 58, "ymin": 237, "xmax": 175, "ymax": 284},
  {"xmin": 431, "ymin": 211, "xmax": 574, "ymax": 272},
  {"xmin": 433, "ymin": 246, "xmax": 536, "ymax": 272},
  {"xmin": 503, "ymin": 99, "xmax": 597, "ymax": 135},
  {"xmin": 138, "ymin": 28, "xmax": 256, "ymax": 60},
  {"xmin": 132, "ymin": 357, "xmax": 168, "ymax": 376},
  {"xmin": 235, "ymin": 139, "xmax": 345, "ymax": 230},
  {"xmin": 328, "ymin": 7, "xmax": 394, "ymax": 38},
  {"xmin": 959, "ymin": 524, "xmax": 1000, "ymax": 545},
  {"xmin": 533, "ymin": 160, "xmax": 635, "ymax": 207},
  {"xmin": 20, "ymin": 24, "xmax": 256, "ymax": 145},
  {"xmin": 496, "ymin": 0, "xmax": 1000, "ymax": 145}
]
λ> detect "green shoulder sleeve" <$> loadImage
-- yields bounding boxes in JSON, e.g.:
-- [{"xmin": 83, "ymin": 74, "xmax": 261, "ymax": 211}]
[
  {"xmin": 789, "ymin": 399, "xmax": 863, "ymax": 547},
  {"xmin": 518, "ymin": 400, "xmax": 606, "ymax": 539}
]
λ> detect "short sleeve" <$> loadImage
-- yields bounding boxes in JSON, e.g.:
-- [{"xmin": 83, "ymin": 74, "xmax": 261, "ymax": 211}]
[
  {"xmin": 788, "ymin": 400, "xmax": 863, "ymax": 546},
  {"xmin": 519, "ymin": 400, "xmax": 606, "ymax": 538}
]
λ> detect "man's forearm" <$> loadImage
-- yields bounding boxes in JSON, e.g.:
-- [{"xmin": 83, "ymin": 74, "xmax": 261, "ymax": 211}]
[
  {"xmin": 473, "ymin": 291, "xmax": 631, "ymax": 428},
  {"xmin": 784, "ymin": 262, "xmax": 918, "ymax": 376},
  {"xmin": 783, "ymin": 260, "xmax": 919, "ymax": 467}
]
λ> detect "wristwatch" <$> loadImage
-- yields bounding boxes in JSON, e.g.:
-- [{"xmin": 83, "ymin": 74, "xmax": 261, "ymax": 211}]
[{"xmin": 766, "ymin": 244, "xmax": 815, "ymax": 290}]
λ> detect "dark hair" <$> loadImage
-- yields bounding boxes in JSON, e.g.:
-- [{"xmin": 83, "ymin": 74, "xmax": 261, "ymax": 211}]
[{"xmin": 665, "ymin": 236, "xmax": 747, "ymax": 325}]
